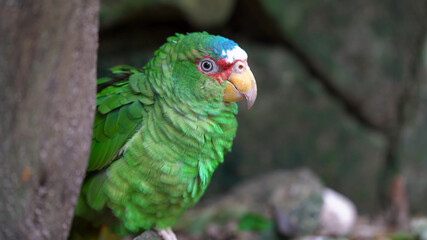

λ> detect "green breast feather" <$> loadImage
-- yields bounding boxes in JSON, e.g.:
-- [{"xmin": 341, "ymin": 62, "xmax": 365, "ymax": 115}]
[{"xmin": 74, "ymin": 32, "xmax": 257, "ymax": 237}]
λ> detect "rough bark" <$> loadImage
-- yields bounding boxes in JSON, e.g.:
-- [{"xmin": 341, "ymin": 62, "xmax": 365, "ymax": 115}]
[{"xmin": 0, "ymin": 0, "xmax": 99, "ymax": 239}]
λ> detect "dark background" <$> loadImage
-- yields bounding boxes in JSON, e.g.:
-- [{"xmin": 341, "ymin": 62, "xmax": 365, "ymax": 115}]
[{"xmin": 97, "ymin": 0, "xmax": 427, "ymax": 215}]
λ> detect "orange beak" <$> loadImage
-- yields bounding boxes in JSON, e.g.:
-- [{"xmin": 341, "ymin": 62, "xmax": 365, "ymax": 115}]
[{"xmin": 222, "ymin": 62, "xmax": 257, "ymax": 109}]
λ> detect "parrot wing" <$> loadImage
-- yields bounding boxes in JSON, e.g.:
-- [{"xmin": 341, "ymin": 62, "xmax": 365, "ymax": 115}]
[{"xmin": 87, "ymin": 66, "xmax": 154, "ymax": 172}]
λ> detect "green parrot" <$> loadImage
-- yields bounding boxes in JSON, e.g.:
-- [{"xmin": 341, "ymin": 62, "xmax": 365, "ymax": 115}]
[{"xmin": 73, "ymin": 32, "xmax": 257, "ymax": 240}]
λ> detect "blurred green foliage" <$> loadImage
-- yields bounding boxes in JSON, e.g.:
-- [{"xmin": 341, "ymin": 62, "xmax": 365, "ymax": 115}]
[{"xmin": 238, "ymin": 213, "xmax": 273, "ymax": 232}]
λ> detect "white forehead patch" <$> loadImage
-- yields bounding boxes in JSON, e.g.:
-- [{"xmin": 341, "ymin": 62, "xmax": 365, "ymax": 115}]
[{"xmin": 221, "ymin": 46, "xmax": 248, "ymax": 63}]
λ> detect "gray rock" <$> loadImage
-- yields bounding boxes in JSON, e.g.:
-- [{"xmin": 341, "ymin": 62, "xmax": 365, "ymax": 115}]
[
  {"xmin": 133, "ymin": 231, "xmax": 162, "ymax": 240},
  {"xmin": 177, "ymin": 169, "xmax": 357, "ymax": 238}
]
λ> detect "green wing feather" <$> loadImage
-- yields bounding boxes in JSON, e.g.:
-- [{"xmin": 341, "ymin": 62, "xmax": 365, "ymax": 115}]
[
  {"xmin": 87, "ymin": 66, "xmax": 154, "ymax": 172},
  {"xmin": 75, "ymin": 66, "xmax": 155, "ymax": 225},
  {"xmin": 74, "ymin": 33, "xmax": 242, "ymax": 235}
]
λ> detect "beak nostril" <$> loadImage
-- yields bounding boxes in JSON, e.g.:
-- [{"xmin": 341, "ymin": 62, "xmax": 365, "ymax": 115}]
[
  {"xmin": 235, "ymin": 62, "xmax": 246, "ymax": 73},
  {"xmin": 223, "ymin": 66, "xmax": 257, "ymax": 109}
]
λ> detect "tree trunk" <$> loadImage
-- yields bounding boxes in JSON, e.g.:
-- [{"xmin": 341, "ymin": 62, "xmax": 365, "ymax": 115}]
[{"xmin": 0, "ymin": 1, "xmax": 99, "ymax": 239}]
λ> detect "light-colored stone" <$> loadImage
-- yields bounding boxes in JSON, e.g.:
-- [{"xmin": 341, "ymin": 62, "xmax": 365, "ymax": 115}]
[
  {"xmin": 318, "ymin": 189, "xmax": 357, "ymax": 235},
  {"xmin": 410, "ymin": 217, "xmax": 427, "ymax": 240}
]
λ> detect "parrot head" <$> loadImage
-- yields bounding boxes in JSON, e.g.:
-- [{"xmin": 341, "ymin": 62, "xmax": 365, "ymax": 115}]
[{"xmin": 156, "ymin": 32, "xmax": 257, "ymax": 109}]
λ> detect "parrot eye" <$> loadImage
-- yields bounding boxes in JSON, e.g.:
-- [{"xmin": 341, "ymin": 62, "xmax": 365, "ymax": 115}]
[{"xmin": 199, "ymin": 59, "xmax": 218, "ymax": 74}]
